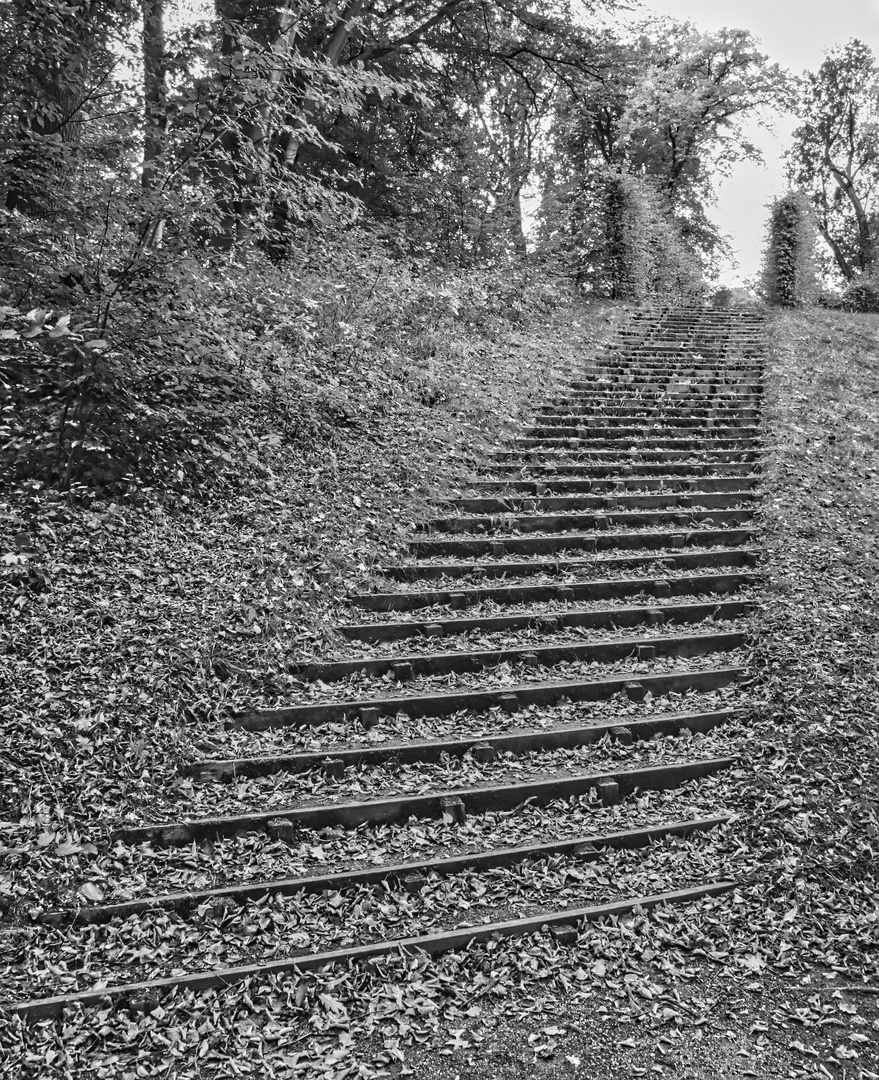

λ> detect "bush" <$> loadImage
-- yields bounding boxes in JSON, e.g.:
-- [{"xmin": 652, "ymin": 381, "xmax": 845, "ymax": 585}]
[{"xmin": 838, "ymin": 275, "xmax": 879, "ymax": 312}]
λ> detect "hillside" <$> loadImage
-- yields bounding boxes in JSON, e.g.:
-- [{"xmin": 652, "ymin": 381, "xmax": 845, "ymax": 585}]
[{"xmin": 3, "ymin": 303, "xmax": 879, "ymax": 1077}]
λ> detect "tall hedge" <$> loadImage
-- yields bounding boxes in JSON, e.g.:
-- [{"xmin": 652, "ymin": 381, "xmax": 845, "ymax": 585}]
[
  {"xmin": 762, "ymin": 192, "xmax": 818, "ymax": 307},
  {"xmin": 567, "ymin": 169, "xmax": 703, "ymax": 303}
]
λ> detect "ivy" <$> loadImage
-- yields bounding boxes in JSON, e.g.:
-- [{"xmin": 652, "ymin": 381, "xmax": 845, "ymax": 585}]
[
  {"xmin": 761, "ymin": 192, "xmax": 818, "ymax": 308},
  {"xmin": 566, "ymin": 169, "xmax": 704, "ymax": 303}
]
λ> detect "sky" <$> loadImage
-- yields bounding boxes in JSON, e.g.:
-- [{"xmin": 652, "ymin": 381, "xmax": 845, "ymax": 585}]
[{"xmin": 637, "ymin": 0, "xmax": 879, "ymax": 284}]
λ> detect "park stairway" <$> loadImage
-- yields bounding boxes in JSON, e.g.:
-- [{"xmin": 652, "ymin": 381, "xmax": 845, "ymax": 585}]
[{"xmin": 16, "ymin": 306, "xmax": 766, "ymax": 1020}]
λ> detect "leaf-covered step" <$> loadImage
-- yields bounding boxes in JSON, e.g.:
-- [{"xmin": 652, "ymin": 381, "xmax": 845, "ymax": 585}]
[
  {"xmin": 371, "ymin": 549, "xmax": 760, "ymax": 590},
  {"xmin": 233, "ymin": 662, "xmax": 745, "ymax": 729},
  {"xmin": 502, "ymin": 440, "xmax": 761, "ymax": 458},
  {"xmin": 570, "ymin": 380, "xmax": 764, "ymax": 397},
  {"xmin": 462, "ymin": 479, "xmax": 764, "ymax": 498},
  {"xmin": 494, "ymin": 448, "xmax": 760, "ymax": 465},
  {"xmin": 438, "ymin": 490, "xmax": 757, "ymax": 517},
  {"xmin": 410, "ymin": 526, "xmax": 756, "ymax": 560},
  {"xmin": 513, "ymin": 430, "xmax": 760, "ymax": 448},
  {"xmin": 296, "ymin": 626, "xmax": 747, "ymax": 683},
  {"xmin": 527, "ymin": 417, "xmax": 759, "ymax": 435},
  {"xmin": 420, "ymin": 506, "xmax": 755, "ymax": 536},
  {"xmin": 193, "ymin": 709, "xmax": 740, "ymax": 782},
  {"xmin": 549, "ymin": 400, "xmax": 762, "ymax": 415},
  {"xmin": 485, "ymin": 462, "xmax": 757, "ymax": 480},
  {"xmin": 534, "ymin": 407, "xmax": 761, "ymax": 423},
  {"xmin": 42, "ymin": 816, "xmax": 728, "ymax": 927},
  {"xmin": 569, "ymin": 370, "xmax": 762, "ymax": 384},
  {"xmin": 116, "ymin": 757, "xmax": 737, "ymax": 846},
  {"xmin": 338, "ymin": 596, "xmax": 754, "ymax": 641},
  {"xmin": 14, "ymin": 881, "xmax": 735, "ymax": 1022}
]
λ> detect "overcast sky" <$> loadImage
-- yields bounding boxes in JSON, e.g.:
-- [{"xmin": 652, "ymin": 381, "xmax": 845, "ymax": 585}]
[{"xmin": 637, "ymin": 0, "xmax": 879, "ymax": 283}]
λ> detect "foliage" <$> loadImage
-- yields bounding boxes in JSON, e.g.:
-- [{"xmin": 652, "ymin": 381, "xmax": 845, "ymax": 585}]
[
  {"xmin": 0, "ymin": 227, "xmax": 581, "ymax": 492},
  {"xmin": 542, "ymin": 20, "xmax": 788, "ymax": 265},
  {"xmin": 836, "ymin": 276, "xmax": 879, "ymax": 312},
  {"xmin": 788, "ymin": 39, "xmax": 879, "ymax": 283},
  {"xmin": 551, "ymin": 168, "xmax": 703, "ymax": 302},
  {"xmin": 761, "ymin": 191, "xmax": 818, "ymax": 308}
]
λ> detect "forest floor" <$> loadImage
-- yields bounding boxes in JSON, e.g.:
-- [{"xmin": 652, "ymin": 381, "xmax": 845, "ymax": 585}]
[{"xmin": 3, "ymin": 303, "xmax": 879, "ymax": 1078}]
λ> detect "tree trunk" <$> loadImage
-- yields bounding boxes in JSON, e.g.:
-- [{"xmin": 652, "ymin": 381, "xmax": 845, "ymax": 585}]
[
  {"xmin": 142, "ymin": 0, "xmax": 167, "ymax": 190},
  {"xmin": 818, "ymin": 220, "xmax": 854, "ymax": 281},
  {"xmin": 826, "ymin": 157, "xmax": 875, "ymax": 273},
  {"xmin": 209, "ymin": 0, "xmax": 249, "ymax": 249},
  {"xmin": 284, "ymin": 0, "xmax": 366, "ymax": 169},
  {"xmin": 239, "ymin": 1, "xmax": 298, "ymax": 228},
  {"xmin": 141, "ymin": 0, "xmax": 167, "ymax": 245},
  {"xmin": 5, "ymin": 0, "xmax": 93, "ymax": 214}
]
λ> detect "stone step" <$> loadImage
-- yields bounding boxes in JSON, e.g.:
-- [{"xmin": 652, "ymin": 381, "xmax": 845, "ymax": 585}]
[
  {"xmin": 408, "ymin": 528, "xmax": 755, "ymax": 560},
  {"xmin": 119, "ymin": 758, "xmax": 737, "ymax": 846},
  {"xmin": 297, "ymin": 626, "xmax": 747, "ymax": 682},
  {"xmin": 469, "ymin": 475, "xmax": 760, "ymax": 495},
  {"xmin": 233, "ymin": 663, "xmax": 746, "ymax": 729},
  {"xmin": 368, "ymin": 552, "xmax": 759, "ymax": 592}
]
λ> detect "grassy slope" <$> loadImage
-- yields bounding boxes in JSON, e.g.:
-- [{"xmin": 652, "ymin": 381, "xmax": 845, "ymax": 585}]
[{"xmin": 4, "ymin": 305, "xmax": 879, "ymax": 1078}]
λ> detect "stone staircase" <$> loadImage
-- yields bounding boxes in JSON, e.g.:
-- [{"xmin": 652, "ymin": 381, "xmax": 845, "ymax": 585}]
[{"xmin": 16, "ymin": 306, "xmax": 766, "ymax": 1021}]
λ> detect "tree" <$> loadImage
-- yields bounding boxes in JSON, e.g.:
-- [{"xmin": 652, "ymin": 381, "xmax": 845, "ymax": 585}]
[
  {"xmin": 788, "ymin": 39, "xmax": 879, "ymax": 282},
  {"xmin": 544, "ymin": 20, "xmax": 788, "ymax": 261}
]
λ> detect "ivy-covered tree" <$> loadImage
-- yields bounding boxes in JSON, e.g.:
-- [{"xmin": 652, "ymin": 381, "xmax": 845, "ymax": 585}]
[
  {"xmin": 761, "ymin": 190, "xmax": 818, "ymax": 307},
  {"xmin": 787, "ymin": 39, "xmax": 879, "ymax": 282}
]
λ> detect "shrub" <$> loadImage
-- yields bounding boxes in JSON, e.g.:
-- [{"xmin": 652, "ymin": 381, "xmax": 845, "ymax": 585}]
[{"xmin": 838, "ymin": 275, "xmax": 879, "ymax": 312}]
